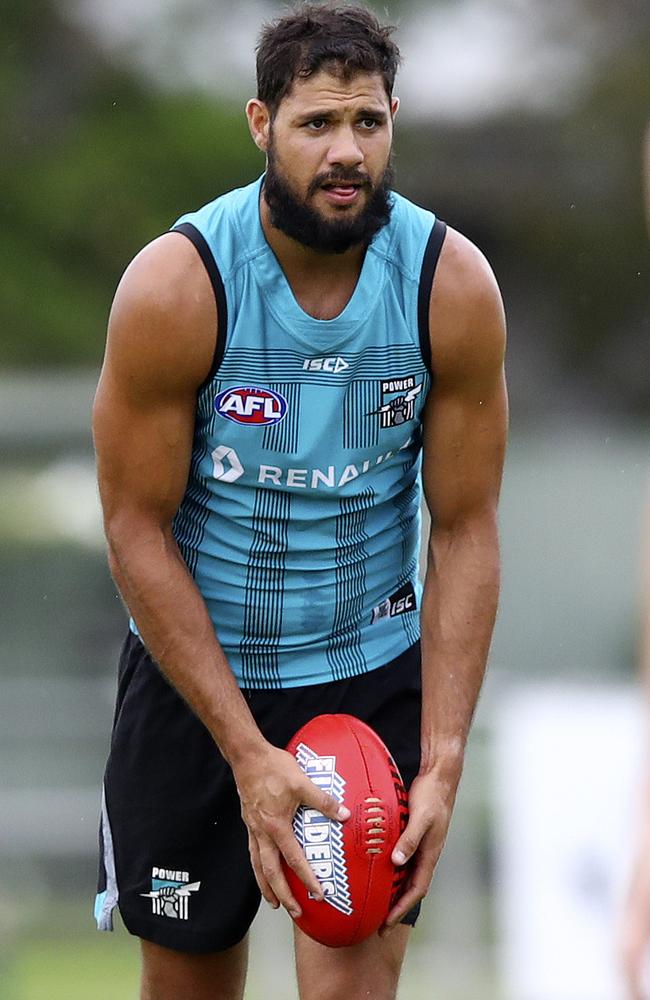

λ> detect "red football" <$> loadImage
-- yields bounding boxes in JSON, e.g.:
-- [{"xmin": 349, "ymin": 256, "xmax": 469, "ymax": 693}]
[{"xmin": 283, "ymin": 713, "xmax": 409, "ymax": 947}]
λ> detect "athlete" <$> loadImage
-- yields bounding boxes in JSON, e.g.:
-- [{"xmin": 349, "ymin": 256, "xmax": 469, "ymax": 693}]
[{"xmin": 93, "ymin": 5, "xmax": 507, "ymax": 999}]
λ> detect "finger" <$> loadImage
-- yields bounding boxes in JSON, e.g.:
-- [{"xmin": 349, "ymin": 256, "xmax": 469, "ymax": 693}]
[
  {"xmin": 380, "ymin": 881, "xmax": 426, "ymax": 934},
  {"xmin": 381, "ymin": 845, "xmax": 437, "ymax": 933},
  {"xmin": 301, "ymin": 780, "xmax": 350, "ymax": 823},
  {"xmin": 391, "ymin": 816, "xmax": 435, "ymax": 867},
  {"xmin": 257, "ymin": 833, "xmax": 302, "ymax": 918},
  {"xmin": 248, "ymin": 834, "xmax": 279, "ymax": 909},
  {"xmin": 276, "ymin": 828, "xmax": 325, "ymax": 902}
]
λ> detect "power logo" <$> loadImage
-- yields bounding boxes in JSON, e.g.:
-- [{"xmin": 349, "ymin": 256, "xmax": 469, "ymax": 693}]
[
  {"xmin": 215, "ymin": 386, "xmax": 288, "ymax": 426},
  {"xmin": 140, "ymin": 867, "xmax": 201, "ymax": 921},
  {"xmin": 369, "ymin": 375, "xmax": 423, "ymax": 429}
]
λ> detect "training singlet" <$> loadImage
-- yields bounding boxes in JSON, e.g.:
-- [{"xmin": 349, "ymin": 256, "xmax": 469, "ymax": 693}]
[{"xmin": 131, "ymin": 176, "xmax": 446, "ymax": 688}]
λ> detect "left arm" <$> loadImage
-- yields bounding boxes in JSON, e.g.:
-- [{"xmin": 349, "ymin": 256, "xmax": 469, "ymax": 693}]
[
  {"xmin": 620, "ymin": 495, "xmax": 650, "ymax": 1000},
  {"xmin": 383, "ymin": 226, "xmax": 508, "ymax": 929}
]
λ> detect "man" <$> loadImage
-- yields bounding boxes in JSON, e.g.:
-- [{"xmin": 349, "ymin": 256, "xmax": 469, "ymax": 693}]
[{"xmin": 93, "ymin": 5, "xmax": 507, "ymax": 999}]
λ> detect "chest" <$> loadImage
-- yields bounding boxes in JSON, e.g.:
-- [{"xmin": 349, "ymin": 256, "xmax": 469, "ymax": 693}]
[{"xmin": 288, "ymin": 274, "xmax": 360, "ymax": 321}]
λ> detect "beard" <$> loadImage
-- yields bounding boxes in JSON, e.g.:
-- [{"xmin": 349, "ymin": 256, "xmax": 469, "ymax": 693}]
[{"xmin": 263, "ymin": 139, "xmax": 394, "ymax": 255}]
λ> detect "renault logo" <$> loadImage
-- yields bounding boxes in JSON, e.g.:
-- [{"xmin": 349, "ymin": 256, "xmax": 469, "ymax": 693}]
[{"xmin": 211, "ymin": 445, "xmax": 244, "ymax": 483}]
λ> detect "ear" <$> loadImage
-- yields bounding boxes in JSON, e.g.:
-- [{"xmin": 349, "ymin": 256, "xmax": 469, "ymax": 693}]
[
  {"xmin": 390, "ymin": 96, "xmax": 400, "ymax": 119},
  {"xmin": 246, "ymin": 99, "xmax": 271, "ymax": 153}
]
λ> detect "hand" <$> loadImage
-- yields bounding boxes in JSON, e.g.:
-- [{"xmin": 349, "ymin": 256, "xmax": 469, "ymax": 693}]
[
  {"xmin": 379, "ymin": 769, "xmax": 456, "ymax": 934},
  {"xmin": 232, "ymin": 742, "xmax": 350, "ymax": 919}
]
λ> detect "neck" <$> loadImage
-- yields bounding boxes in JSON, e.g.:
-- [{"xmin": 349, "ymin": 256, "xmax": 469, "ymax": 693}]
[{"xmin": 259, "ymin": 192, "xmax": 366, "ymax": 282}]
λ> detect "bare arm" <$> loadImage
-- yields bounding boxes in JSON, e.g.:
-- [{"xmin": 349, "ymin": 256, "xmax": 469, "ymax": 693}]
[
  {"xmin": 94, "ymin": 234, "xmax": 346, "ymax": 917},
  {"xmin": 621, "ymin": 497, "xmax": 650, "ymax": 1000},
  {"xmin": 619, "ymin": 125, "xmax": 650, "ymax": 1000},
  {"xmin": 94, "ymin": 233, "xmax": 259, "ymax": 764},
  {"xmin": 384, "ymin": 227, "xmax": 507, "ymax": 928}
]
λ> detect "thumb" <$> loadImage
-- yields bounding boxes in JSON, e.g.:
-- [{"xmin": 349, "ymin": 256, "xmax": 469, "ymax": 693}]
[
  {"xmin": 391, "ymin": 816, "xmax": 426, "ymax": 866},
  {"xmin": 302, "ymin": 780, "xmax": 350, "ymax": 823}
]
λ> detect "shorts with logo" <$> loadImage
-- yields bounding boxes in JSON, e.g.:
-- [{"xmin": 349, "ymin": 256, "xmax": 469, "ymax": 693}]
[{"xmin": 96, "ymin": 632, "xmax": 422, "ymax": 953}]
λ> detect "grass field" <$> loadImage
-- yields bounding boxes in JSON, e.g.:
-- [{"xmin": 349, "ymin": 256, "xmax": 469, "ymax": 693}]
[
  {"xmin": 2, "ymin": 937, "xmax": 138, "ymax": 1000},
  {"xmin": 0, "ymin": 901, "xmax": 501, "ymax": 1000}
]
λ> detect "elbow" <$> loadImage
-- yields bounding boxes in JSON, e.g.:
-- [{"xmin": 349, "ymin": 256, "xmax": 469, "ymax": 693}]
[
  {"xmin": 102, "ymin": 509, "xmax": 170, "ymax": 581},
  {"xmin": 427, "ymin": 507, "xmax": 501, "ymax": 580},
  {"xmin": 429, "ymin": 505, "xmax": 499, "ymax": 550},
  {"xmin": 103, "ymin": 518, "xmax": 132, "ymax": 590}
]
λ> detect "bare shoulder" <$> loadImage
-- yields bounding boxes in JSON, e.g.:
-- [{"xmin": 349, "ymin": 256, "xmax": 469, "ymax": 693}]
[
  {"xmin": 429, "ymin": 226, "xmax": 506, "ymax": 386},
  {"xmin": 104, "ymin": 231, "xmax": 217, "ymax": 396}
]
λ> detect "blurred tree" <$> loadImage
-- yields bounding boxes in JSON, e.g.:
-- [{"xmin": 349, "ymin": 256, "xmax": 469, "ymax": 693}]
[
  {"xmin": 1, "ymin": 0, "xmax": 261, "ymax": 367},
  {"xmin": 398, "ymin": 0, "xmax": 650, "ymax": 417},
  {"xmin": 1, "ymin": 0, "xmax": 648, "ymax": 420}
]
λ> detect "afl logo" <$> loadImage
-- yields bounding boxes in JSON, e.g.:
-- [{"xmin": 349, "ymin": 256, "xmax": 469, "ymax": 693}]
[{"xmin": 215, "ymin": 386, "xmax": 288, "ymax": 426}]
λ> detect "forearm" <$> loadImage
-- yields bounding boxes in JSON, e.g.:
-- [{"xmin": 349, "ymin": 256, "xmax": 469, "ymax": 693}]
[
  {"xmin": 419, "ymin": 512, "xmax": 500, "ymax": 789},
  {"xmin": 107, "ymin": 521, "xmax": 265, "ymax": 767}
]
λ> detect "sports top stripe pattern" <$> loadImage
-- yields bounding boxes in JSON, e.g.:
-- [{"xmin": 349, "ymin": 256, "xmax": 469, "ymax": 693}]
[{"xmin": 158, "ymin": 176, "xmax": 446, "ymax": 688}]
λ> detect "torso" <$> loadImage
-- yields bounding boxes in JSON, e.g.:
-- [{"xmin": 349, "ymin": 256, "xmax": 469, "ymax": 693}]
[{"xmin": 145, "ymin": 177, "xmax": 446, "ymax": 690}]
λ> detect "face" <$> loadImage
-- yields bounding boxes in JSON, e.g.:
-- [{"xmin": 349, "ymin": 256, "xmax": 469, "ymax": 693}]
[{"xmin": 247, "ymin": 70, "xmax": 399, "ymax": 254}]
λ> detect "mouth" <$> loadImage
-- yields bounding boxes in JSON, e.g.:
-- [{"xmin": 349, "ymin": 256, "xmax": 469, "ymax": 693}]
[
  {"xmin": 321, "ymin": 179, "xmax": 367, "ymax": 191},
  {"xmin": 319, "ymin": 181, "xmax": 366, "ymax": 206}
]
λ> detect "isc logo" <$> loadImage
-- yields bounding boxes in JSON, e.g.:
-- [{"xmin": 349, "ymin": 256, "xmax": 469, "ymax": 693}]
[
  {"xmin": 302, "ymin": 357, "xmax": 349, "ymax": 374},
  {"xmin": 370, "ymin": 583, "xmax": 416, "ymax": 625},
  {"xmin": 390, "ymin": 595, "xmax": 414, "ymax": 615},
  {"xmin": 215, "ymin": 386, "xmax": 288, "ymax": 426}
]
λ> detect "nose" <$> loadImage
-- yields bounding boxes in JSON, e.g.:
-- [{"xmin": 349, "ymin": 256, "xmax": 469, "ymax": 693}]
[{"xmin": 326, "ymin": 125, "xmax": 364, "ymax": 169}]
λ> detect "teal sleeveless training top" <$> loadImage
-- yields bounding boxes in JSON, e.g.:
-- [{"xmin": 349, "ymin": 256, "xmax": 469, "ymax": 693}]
[{"xmin": 139, "ymin": 176, "xmax": 445, "ymax": 688}]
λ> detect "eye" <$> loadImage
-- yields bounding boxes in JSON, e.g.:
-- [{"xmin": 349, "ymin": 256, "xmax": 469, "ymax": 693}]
[
  {"xmin": 306, "ymin": 118, "xmax": 328, "ymax": 131},
  {"xmin": 358, "ymin": 118, "xmax": 380, "ymax": 130}
]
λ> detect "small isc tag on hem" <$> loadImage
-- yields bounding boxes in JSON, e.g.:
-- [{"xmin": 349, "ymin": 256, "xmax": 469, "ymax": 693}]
[{"xmin": 370, "ymin": 582, "xmax": 416, "ymax": 624}]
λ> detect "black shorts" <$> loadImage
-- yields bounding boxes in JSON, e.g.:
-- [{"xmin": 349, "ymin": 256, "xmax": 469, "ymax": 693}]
[{"xmin": 96, "ymin": 632, "xmax": 422, "ymax": 953}]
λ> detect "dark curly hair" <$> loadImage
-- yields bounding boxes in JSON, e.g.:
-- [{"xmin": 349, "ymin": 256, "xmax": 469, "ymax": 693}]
[{"xmin": 256, "ymin": 3, "xmax": 401, "ymax": 116}]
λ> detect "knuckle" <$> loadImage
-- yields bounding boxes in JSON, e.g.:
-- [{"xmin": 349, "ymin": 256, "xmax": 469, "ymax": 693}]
[
  {"xmin": 264, "ymin": 818, "xmax": 280, "ymax": 837},
  {"xmin": 260, "ymin": 861, "xmax": 276, "ymax": 880},
  {"xmin": 277, "ymin": 890, "xmax": 294, "ymax": 910},
  {"xmin": 401, "ymin": 832, "xmax": 419, "ymax": 853},
  {"xmin": 282, "ymin": 847, "xmax": 303, "ymax": 870},
  {"xmin": 288, "ymin": 856, "xmax": 315, "ymax": 886},
  {"xmin": 411, "ymin": 874, "xmax": 430, "ymax": 895},
  {"xmin": 420, "ymin": 808, "xmax": 437, "ymax": 829},
  {"xmin": 418, "ymin": 806, "xmax": 437, "ymax": 829}
]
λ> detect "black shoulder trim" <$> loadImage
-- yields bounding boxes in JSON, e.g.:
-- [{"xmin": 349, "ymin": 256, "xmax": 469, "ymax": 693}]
[
  {"xmin": 172, "ymin": 221, "xmax": 227, "ymax": 387},
  {"xmin": 417, "ymin": 218, "xmax": 447, "ymax": 376}
]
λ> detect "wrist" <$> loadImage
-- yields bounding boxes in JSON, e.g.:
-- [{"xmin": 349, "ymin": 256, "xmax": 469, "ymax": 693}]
[
  {"xmin": 219, "ymin": 726, "xmax": 269, "ymax": 772},
  {"xmin": 419, "ymin": 734, "xmax": 466, "ymax": 780}
]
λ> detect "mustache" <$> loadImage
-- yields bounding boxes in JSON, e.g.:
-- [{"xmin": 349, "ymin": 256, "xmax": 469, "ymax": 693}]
[{"xmin": 307, "ymin": 170, "xmax": 373, "ymax": 197}]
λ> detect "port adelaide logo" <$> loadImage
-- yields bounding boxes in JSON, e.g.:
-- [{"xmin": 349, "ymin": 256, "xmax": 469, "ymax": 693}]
[
  {"xmin": 141, "ymin": 867, "xmax": 201, "ymax": 921},
  {"xmin": 371, "ymin": 375, "xmax": 423, "ymax": 429},
  {"xmin": 215, "ymin": 385, "xmax": 288, "ymax": 426}
]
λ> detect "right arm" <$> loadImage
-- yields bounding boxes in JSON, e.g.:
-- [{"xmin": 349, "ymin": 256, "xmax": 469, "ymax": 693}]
[{"xmin": 93, "ymin": 233, "xmax": 347, "ymax": 916}]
